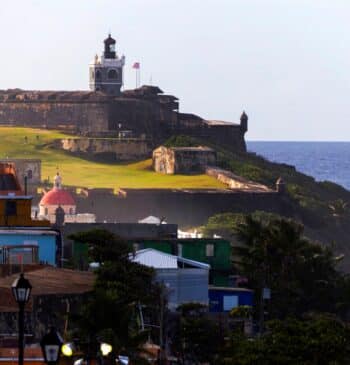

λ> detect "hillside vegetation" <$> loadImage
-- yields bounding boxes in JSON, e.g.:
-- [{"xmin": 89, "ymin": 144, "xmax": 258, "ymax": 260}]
[
  {"xmin": 0, "ymin": 127, "xmax": 225, "ymax": 189},
  {"xmin": 165, "ymin": 135, "xmax": 350, "ymax": 268}
]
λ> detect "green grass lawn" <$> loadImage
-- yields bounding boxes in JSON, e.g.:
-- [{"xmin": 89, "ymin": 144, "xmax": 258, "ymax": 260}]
[{"xmin": 0, "ymin": 127, "xmax": 225, "ymax": 190}]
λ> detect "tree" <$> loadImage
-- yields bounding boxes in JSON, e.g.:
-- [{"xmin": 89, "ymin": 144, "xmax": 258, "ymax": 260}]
[
  {"xmin": 220, "ymin": 314, "xmax": 350, "ymax": 365},
  {"xmin": 69, "ymin": 229, "xmax": 158, "ymax": 363},
  {"xmin": 172, "ymin": 303, "xmax": 223, "ymax": 365},
  {"xmin": 201, "ymin": 212, "xmax": 245, "ymax": 238},
  {"xmin": 234, "ymin": 214, "xmax": 349, "ymax": 320}
]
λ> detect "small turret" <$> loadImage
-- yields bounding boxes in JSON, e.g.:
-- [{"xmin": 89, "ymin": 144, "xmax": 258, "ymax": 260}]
[
  {"xmin": 104, "ymin": 34, "xmax": 116, "ymax": 59},
  {"xmin": 240, "ymin": 111, "xmax": 248, "ymax": 133},
  {"xmin": 276, "ymin": 177, "xmax": 286, "ymax": 194}
]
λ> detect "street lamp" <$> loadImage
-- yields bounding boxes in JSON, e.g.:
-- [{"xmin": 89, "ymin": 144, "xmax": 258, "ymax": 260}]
[
  {"xmin": 11, "ymin": 273, "xmax": 32, "ymax": 365},
  {"xmin": 62, "ymin": 341, "xmax": 113, "ymax": 365},
  {"xmin": 100, "ymin": 343, "xmax": 112, "ymax": 357},
  {"xmin": 40, "ymin": 327, "xmax": 63, "ymax": 365}
]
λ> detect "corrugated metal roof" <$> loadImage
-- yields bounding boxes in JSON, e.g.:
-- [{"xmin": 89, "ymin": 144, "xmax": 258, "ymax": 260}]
[{"xmin": 131, "ymin": 248, "xmax": 210, "ymax": 269}]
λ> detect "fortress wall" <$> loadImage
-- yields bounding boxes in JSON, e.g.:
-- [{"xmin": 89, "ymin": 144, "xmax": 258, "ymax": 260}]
[
  {"xmin": 75, "ymin": 189, "xmax": 293, "ymax": 226},
  {"xmin": 202, "ymin": 125, "xmax": 246, "ymax": 152},
  {"xmin": 0, "ymin": 101, "xmax": 109, "ymax": 133},
  {"xmin": 174, "ymin": 124, "xmax": 247, "ymax": 153},
  {"xmin": 108, "ymin": 98, "xmax": 177, "ymax": 138},
  {"xmin": 59, "ymin": 138, "xmax": 153, "ymax": 161}
]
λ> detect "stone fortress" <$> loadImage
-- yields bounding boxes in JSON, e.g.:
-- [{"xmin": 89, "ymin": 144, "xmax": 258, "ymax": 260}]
[
  {"xmin": 0, "ymin": 34, "xmax": 294, "ymax": 226},
  {"xmin": 0, "ymin": 34, "xmax": 247, "ymax": 159}
]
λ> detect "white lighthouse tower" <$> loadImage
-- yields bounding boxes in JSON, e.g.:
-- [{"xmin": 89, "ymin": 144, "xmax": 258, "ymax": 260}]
[{"xmin": 89, "ymin": 34, "xmax": 125, "ymax": 95}]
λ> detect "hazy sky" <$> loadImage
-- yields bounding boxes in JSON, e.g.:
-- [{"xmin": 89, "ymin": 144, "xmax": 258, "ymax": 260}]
[{"xmin": 0, "ymin": 0, "xmax": 350, "ymax": 141}]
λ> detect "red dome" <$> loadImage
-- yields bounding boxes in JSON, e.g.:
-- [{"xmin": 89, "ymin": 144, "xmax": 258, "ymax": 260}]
[{"xmin": 40, "ymin": 188, "xmax": 75, "ymax": 206}]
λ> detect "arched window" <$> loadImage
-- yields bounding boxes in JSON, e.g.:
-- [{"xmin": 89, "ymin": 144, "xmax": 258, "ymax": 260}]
[
  {"xmin": 108, "ymin": 69, "xmax": 118, "ymax": 80},
  {"xmin": 95, "ymin": 70, "xmax": 101, "ymax": 80},
  {"xmin": 69, "ymin": 208, "xmax": 73, "ymax": 215},
  {"xmin": 27, "ymin": 170, "xmax": 33, "ymax": 179}
]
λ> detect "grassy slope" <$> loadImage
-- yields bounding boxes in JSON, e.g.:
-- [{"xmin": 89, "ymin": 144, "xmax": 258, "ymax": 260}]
[{"xmin": 0, "ymin": 127, "xmax": 225, "ymax": 189}]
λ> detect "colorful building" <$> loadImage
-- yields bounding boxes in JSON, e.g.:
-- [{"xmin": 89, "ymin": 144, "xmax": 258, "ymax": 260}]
[
  {"xmin": 132, "ymin": 238, "xmax": 232, "ymax": 286},
  {"xmin": 0, "ymin": 162, "xmax": 60, "ymax": 266},
  {"xmin": 71, "ymin": 236, "xmax": 232, "ymax": 285}
]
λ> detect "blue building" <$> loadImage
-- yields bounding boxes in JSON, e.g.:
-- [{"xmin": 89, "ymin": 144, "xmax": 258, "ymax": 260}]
[
  {"xmin": 209, "ymin": 287, "xmax": 254, "ymax": 313},
  {"xmin": 0, "ymin": 228, "xmax": 59, "ymax": 265}
]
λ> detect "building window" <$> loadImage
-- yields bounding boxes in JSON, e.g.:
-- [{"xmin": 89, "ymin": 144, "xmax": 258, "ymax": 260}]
[
  {"xmin": 206, "ymin": 244, "xmax": 214, "ymax": 257},
  {"xmin": 95, "ymin": 70, "xmax": 101, "ymax": 80},
  {"xmin": 108, "ymin": 69, "xmax": 118, "ymax": 80},
  {"xmin": 5, "ymin": 201, "xmax": 16, "ymax": 216},
  {"xmin": 27, "ymin": 169, "xmax": 33, "ymax": 179},
  {"xmin": 223, "ymin": 295, "xmax": 238, "ymax": 311},
  {"xmin": 177, "ymin": 244, "xmax": 183, "ymax": 257},
  {"xmin": 45, "ymin": 208, "xmax": 48, "ymax": 215},
  {"xmin": 69, "ymin": 208, "xmax": 73, "ymax": 215}
]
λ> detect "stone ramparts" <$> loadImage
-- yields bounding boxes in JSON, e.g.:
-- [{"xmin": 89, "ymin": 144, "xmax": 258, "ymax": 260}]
[
  {"xmin": 206, "ymin": 167, "xmax": 272, "ymax": 192},
  {"xmin": 57, "ymin": 138, "xmax": 153, "ymax": 161}
]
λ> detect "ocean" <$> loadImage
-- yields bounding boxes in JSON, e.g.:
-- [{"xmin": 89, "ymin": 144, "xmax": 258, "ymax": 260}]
[{"xmin": 247, "ymin": 141, "xmax": 350, "ymax": 191}]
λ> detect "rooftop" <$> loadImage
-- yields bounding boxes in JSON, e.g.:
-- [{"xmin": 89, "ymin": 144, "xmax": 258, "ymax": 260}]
[
  {"xmin": 0, "ymin": 266, "xmax": 94, "ymax": 311},
  {"xmin": 204, "ymin": 120, "xmax": 239, "ymax": 126},
  {"xmin": 131, "ymin": 248, "xmax": 210, "ymax": 270}
]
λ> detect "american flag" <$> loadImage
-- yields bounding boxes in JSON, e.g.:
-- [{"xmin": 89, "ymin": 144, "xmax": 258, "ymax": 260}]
[{"xmin": 132, "ymin": 62, "xmax": 140, "ymax": 69}]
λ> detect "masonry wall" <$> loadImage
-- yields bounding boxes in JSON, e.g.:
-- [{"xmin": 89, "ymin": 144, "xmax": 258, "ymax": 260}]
[
  {"xmin": 0, "ymin": 101, "xmax": 109, "ymax": 133},
  {"xmin": 73, "ymin": 189, "xmax": 293, "ymax": 226},
  {"xmin": 173, "ymin": 124, "xmax": 247, "ymax": 152},
  {"xmin": 108, "ymin": 98, "xmax": 177, "ymax": 140},
  {"xmin": 59, "ymin": 138, "xmax": 153, "ymax": 161}
]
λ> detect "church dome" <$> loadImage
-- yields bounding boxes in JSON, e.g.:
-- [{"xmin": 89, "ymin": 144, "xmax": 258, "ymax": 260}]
[
  {"xmin": 40, "ymin": 188, "xmax": 75, "ymax": 206},
  {"xmin": 40, "ymin": 172, "xmax": 75, "ymax": 206}
]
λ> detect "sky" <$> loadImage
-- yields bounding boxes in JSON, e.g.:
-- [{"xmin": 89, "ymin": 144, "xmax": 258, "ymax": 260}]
[{"xmin": 0, "ymin": 0, "xmax": 350, "ymax": 141}]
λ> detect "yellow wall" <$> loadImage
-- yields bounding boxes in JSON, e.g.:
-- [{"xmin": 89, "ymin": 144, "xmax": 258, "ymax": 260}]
[{"xmin": 0, "ymin": 199, "xmax": 50, "ymax": 227}]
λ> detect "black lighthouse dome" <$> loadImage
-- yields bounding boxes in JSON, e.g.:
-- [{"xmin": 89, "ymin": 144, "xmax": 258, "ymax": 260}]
[{"xmin": 104, "ymin": 34, "xmax": 116, "ymax": 59}]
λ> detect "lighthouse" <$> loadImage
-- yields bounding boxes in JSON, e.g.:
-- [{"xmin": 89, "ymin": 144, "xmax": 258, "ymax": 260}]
[{"xmin": 89, "ymin": 34, "xmax": 125, "ymax": 95}]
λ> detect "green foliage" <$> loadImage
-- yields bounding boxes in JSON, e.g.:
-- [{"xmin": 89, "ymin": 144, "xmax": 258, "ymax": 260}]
[
  {"xmin": 70, "ymin": 229, "xmax": 157, "ymax": 362},
  {"xmin": 201, "ymin": 212, "xmax": 245, "ymax": 238},
  {"xmin": 163, "ymin": 135, "xmax": 200, "ymax": 147},
  {"xmin": 202, "ymin": 211, "xmax": 282, "ymax": 239},
  {"xmin": 229, "ymin": 305, "xmax": 253, "ymax": 319},
  {"xmin": 221, "ymin": 315, "xmax": 350, "ymax": 365},
  {"xmin": 173, "ymin": 303, "xmax": 223, "ymax": 364},
  {"xmin": 234, "ymin": 214, "xmax": 350, "ymax": 319}
]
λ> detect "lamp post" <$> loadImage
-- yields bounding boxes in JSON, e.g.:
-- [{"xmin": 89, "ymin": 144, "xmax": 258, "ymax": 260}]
[
  {"xmin": 40, "ymin": 327, "xmax": 63, "ymax": 365},
  {"xmin": 11, "ymin": 273, "xmax": 32, "ymax": 365}
]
